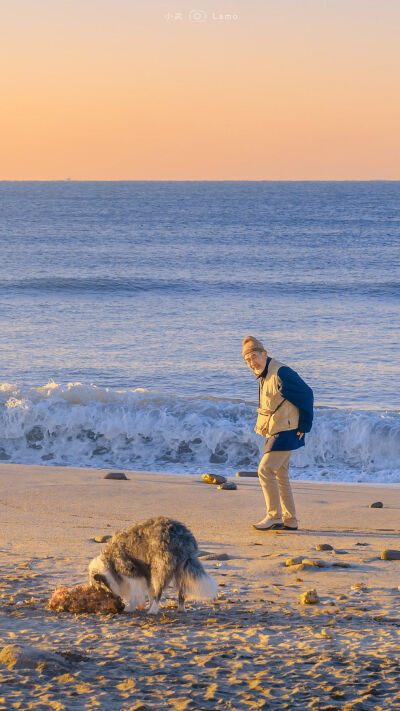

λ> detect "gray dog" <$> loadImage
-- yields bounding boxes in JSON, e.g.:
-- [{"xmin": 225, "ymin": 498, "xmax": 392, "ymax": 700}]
[{"xmin": 89, "ymin": 516, "xmax": 218, "ymax": 614}]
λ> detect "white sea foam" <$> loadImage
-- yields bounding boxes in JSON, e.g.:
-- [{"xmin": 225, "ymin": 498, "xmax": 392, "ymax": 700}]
[{"xmin": 0, "ymin": 381, "xmax": 399, "ymax": 483}]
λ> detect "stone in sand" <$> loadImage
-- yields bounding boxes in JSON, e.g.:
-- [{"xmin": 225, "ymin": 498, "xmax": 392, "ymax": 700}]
[
  {"xmin": 301, "ymin": 558, "xmax": 328, "ymax": 568},
  {"xmin": 285, "ymin": 557, "xmax": 303, "ymax": 567},
  {"xmin": 316, "ymin": 543, "xmax": 334, "ymax": 551},
  {"xmin": 301, "ymin": 589, "xmax": 319, "ymax": 605},
  {"xmin": 0, "ymin": 644, "xmax": 68, "ymax": 671},
  {"xmin": 369, "ymin": 501, "xmax": 383, "ymax": 508},
  {"xmin": 104, "ymin": 471, "xmax": 128, "ymax": 480},
  {"xmin": 217, "ymin": 482, "xmax": 237, "ymax": 490},
  {"xmin": 202, "ymin": 473, "xmax": 227, "ymax": 485},
  {"xmin": 381, "ymin": 549, "xmax": 400, "ymax": 560},
  {"xmin": 94, "ymin": 535, "xmax": 112, "ymax": 543},
  {"xmin": 203, "ymin": 553, "xmax": 230, "ymax": 561},
  {"xmin": 351, "ymin": 582, "xmax": 368, "ymax": 591}
]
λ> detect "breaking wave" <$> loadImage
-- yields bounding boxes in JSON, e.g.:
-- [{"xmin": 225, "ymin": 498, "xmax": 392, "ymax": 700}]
[{"xmin": 0, "ymin": 381, "xmax": 399, "ymax": 483}]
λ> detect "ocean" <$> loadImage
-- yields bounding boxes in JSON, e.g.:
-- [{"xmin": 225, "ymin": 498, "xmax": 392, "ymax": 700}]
[{"xmin": 1, "ymin": 181, "xmax": 399, "ymax": 482}]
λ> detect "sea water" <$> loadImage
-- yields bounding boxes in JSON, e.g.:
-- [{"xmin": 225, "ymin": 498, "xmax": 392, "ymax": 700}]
[{"xmin": 0, "ymin": 181, "xmax": 399, "ymax": 482}]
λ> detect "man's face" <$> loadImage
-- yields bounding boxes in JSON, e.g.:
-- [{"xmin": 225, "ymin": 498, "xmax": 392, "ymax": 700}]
[{"xmin": 244, "ymin": 350, "xmax": 267, "ymax": 376}]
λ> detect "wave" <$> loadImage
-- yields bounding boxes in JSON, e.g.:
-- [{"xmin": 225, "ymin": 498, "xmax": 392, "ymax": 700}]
[
  {"xmin": 0, "ymin": 381, "xmax": 399, "ymax": 483},
  {"xmin": 1, "ymin": 276, "xmax": 399, "ymax": 298}
]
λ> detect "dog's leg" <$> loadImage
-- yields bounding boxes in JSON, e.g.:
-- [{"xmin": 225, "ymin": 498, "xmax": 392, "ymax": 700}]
[
  {"xmin": 146, "ymin": 584, "xmax": 155, "ymax": 611},
  {"xmin": 177, "ymin": 591, "xmax": 186, "ymax": 613},
  {"xmin": 147, "ymin": 593, "xmax": 161, "ymax": 615}
]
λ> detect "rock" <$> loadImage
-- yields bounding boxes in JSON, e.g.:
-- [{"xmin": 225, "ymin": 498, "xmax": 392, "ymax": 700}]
[
  {"xmin": 235, "ymin": 470, "xmax": 258, "ymax": 477},
  {"xmin": 369, "ymin": 501, "xmax": 383, "ymax": 508},
  {"xmin": 381, "ymin": 549, "xmax": 400, "ymax": 560},
  {"xmin": 202, "ymin": 473, "xmax": 227, "ymax": 485},
  {"xmin": 26, "ymin": 426, "xmax": 44, "ymax": 444},
  {"xmin": 315, "ymin": 543, "xmax": 334, "ymax": 551},
  {"xmin": 355, "ymin": 542, "xmax": 369, "ymax": 546},
  {"xmin": 0, "ymin": 644, "xmax": 68, "ymax": 671},
  {"xmin": 94, "ymin": 535, "xmax": 111, "ymax": 543},
  {"xmin": 93, "ymin": 447, "xmax": 109, "ymax": 455},
  {"xmin": 0, "ymin": 448, "xmax": 11, "ymax": 460},
  {"xmin": 103, "ymin": 472, "xmax": 128, "ymax": 480},
  {"xmin": 351, "ymin": 582, "xmax": 368, "ymax": 591},
  {"xmin": 217, "ymin": 482, "xmax": 237, "ymax": 490},
  {"xmin": 301, "ymin": 589, "xmax": 319, "ymax": 605},
  {"xmin": 285, "ymin": 557, "xmax": 303, "ymax": 567},
  {"xmin": 202, "ymin": 553, "xmax": 230, "ymax": 561},
  {"xmin": 301, "ymin": 558, "xmax": 328, "ymax": 568}
]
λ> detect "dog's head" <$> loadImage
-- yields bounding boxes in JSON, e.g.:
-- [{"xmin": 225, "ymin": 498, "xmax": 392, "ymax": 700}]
[{"xmin": 89, "ymin": 555, "xmax": 116, "ymax": 594}]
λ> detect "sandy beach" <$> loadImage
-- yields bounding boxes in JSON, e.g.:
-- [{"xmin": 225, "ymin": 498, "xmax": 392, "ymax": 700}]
[{"xmin": 1, "ymin": 462, "xmax": 400, "ymax": 710}]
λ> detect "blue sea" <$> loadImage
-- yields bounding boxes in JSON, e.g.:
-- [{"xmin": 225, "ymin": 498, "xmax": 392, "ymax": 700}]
[{"xmin": 1, "ymin": 181, "xmax": 399, "ymax": 482}]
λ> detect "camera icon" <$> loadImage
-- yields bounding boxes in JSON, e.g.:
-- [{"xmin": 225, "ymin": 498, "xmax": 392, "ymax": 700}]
[{"xmin": 189, "ymin": 10, "xmax": 208, "ymax": 22}]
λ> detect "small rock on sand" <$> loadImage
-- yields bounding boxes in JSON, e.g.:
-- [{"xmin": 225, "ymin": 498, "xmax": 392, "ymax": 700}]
[
  {"xmin": 94, "ymin": 535, "xmax": 112, "ymax": 543},
  {"xmin": 285, "ymin": 557, "xmax": 303, "ymax": 567},
  {"xmin": 202, "ymin": 473, "xmax": 227, "ymax": 485},
  {"xmin": 235, "ymin": 470, "xmax": 258, "ymax": 477},
  {"xmin": 202, "ymin": 553, "xmax": 230, "ymax": 561},
  {"xmin": 351, "ymin": 583, "xmax": 368, "ymax": 591},
  {"xmin": 217, "ymin": 482, "xmax": 237, "ymax": 490},
  {"xmin": 104, "ymin": 471, "xmax": 128, "ymax": 480},
  {"xmin": 369, "ymin": 501, "xmax": 383, "ymax": 508},
  {"xmin": 315, "ymin": 543, "xmax": 334, "ymax": 551},
  {"xmin": 300, "ymin": 589, "xmax": 319, "ymax": 605},
  {"xmin": 0, "ymin": 644, "xmax": 68, "ymax": 671},
  {"xmin": 381, "ymin": 549, "xmax": 400, "ymax": 560},
  {"xmin": 301, "ymin": 558, "xmax": 328, "ymax": 568}
]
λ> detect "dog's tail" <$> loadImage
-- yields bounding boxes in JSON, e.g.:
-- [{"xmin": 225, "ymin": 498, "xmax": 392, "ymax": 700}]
[{"xmin": 181, "ymin": 556, "xmax": 218, "ymax": 600}]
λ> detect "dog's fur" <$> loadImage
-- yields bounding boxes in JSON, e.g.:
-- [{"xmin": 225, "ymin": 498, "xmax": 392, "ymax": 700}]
[{"xmin": 88, "ymin": 516, "xmax": 218, "ymax": 614}]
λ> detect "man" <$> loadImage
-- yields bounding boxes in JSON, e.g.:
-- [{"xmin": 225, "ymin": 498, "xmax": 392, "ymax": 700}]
[{"xmin": 243, "ymin": 336, "xmax": 314, "ymax": 531}]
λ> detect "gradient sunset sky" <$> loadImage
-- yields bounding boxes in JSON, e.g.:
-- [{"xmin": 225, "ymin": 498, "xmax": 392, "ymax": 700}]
[{"xmin": 1, "ymin": 0, "xmax": 399, "ymax": 180}]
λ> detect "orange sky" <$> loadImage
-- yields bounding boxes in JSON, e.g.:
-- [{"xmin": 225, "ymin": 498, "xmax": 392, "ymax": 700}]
[{"xmin": 1, "ymin": 0, "xmax": 399, "ymax": 179}]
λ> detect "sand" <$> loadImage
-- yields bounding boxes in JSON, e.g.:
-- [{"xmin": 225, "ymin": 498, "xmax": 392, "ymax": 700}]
[{"xmin": 1, "ymin": 462, "xmax": 400, "ymax": 710}]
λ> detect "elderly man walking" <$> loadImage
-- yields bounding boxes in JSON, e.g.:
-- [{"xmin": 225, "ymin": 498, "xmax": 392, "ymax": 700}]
[{"xmin": 243, "ymin": 336, "xmax": 314, "ymax": 531}]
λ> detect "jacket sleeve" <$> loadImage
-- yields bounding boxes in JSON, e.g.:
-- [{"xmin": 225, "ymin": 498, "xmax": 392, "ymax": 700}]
[{"xmin": 277, "ymin": 366, "xmax": 314, "ymax": 433}]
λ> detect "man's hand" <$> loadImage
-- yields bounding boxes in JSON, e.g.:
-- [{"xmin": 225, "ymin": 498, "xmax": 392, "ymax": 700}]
[{"xmin": 297, "ymin": 431, "xmax": 304, "ymax": 439}]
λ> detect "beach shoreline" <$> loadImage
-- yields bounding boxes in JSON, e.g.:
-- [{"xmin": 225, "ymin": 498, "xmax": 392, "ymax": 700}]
[{"xmin": 1, "ymin": 462, "xmax": 400, "ymax": 709}]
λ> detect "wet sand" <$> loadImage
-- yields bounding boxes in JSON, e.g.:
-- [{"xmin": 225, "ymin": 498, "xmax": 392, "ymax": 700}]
[{"xmin": 1, "ymin": 463, "xmax": 400, "ymax": 710}]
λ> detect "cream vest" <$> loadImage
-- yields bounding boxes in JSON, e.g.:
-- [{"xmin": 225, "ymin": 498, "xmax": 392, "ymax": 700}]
[{"xmin": 255, "ymin": 358, "xmax": 300, "ymax": 436}]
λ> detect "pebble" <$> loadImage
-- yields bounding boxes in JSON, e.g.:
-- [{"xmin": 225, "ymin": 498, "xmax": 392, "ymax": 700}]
[
  {"xmin": 285, "ymin": 557, "xmax": 304, "ymax": 567},
  {"xmin": 369, "ymin": 501, "xmax": 383, "ymax": 508},
  {"xmin": 301, "ymin": 558, "xmax": 328, "ymax": 568},
  {"xmin": 202, "ymin": 473, "xmax": 227, "ymax": 485},
  {"xmin": 202, "ymin": 553, "xmax": 230, "ymax": 561},
  {"xmin": 300, "ymin": 589, "xmax": 319, "ymax": 605},
  {"xmin": 94, "ymin": 535, "xmax": 112, "ymax": 543},
  {"xmin": 217, "ymin": 482, "xmax": 237, "ymax": 490},
  {"xmin": 381, "ymin": 549, "xmax": 400, "ymax": 560},
  {"xmin": 103, "ymin": 471, "xmax": 128, "ymax": 480},
  {"xmin": 315, "ymin": 543, "xmax": 334, "ymax": 551},
  {"xmin": 351, "ymin": 582, "xmax": 368, "ymax": 591}
]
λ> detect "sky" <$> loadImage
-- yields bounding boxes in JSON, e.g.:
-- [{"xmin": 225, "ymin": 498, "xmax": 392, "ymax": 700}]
[{"xmin": 0, "ymin": 0, "xmax": 399, "ymax": 180}]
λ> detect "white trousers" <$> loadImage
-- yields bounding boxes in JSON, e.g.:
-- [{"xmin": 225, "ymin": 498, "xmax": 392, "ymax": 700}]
[{"xmin": 257, "ymin": 450, "xmax": 297, "ymax": 526}]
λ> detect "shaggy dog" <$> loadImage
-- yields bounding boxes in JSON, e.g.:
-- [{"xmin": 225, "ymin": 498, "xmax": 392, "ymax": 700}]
[{"xmin": 88, "ymin": 516, "xmax": 218, "ymax": 614}]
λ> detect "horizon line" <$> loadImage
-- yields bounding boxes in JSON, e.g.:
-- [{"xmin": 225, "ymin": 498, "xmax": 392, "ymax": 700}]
[{"xmin": 1, "ymin": 178, "xmax": 400, "ymax": 183}]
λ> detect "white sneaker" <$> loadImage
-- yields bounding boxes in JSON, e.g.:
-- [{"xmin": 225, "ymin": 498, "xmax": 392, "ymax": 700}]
[{"xmin": 252, "ymin": 518, "xmax": 284, "ymax": 531}]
